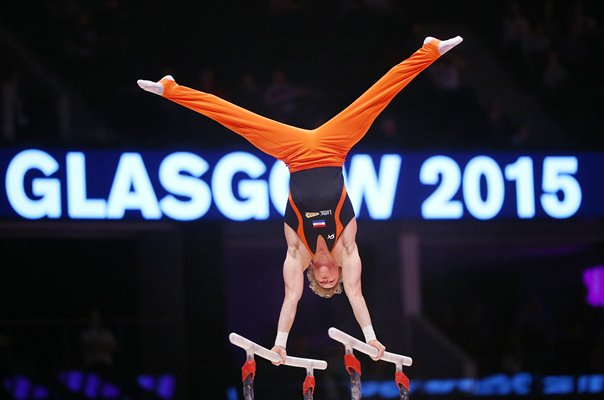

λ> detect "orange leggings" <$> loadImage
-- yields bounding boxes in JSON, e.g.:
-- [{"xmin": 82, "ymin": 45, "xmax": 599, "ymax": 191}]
[{"xmin": 160, "ymin": 40, "xmax": 442, "ymax": 173}]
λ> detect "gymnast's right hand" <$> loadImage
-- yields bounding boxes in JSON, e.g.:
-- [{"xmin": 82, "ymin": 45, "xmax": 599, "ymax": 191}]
[
  {"xmin": 368, "ymin": 339, "xmax": 386, "ymax": 361},
  {"xmin": 271, "ymin": 345, "xmax": 287, "ymax": 366}
]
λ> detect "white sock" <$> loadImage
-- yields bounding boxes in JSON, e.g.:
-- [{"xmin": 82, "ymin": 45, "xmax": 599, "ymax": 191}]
[
  {"xmin": 423, "ymin": 36, "xmax": 463, "ymax": 55},
  {"xmin": 136, "ymin": 75, "xmax": 174, "ymax": 96}
]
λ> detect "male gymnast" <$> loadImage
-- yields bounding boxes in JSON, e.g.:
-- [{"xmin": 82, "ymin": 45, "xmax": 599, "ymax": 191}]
[{"xmin": 137, "ymin": 35, "xmax": 463, "ymax": 364}]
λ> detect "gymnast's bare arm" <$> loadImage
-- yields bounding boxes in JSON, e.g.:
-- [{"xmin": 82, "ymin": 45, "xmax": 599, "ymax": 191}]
[
  {"xmin": 336, "ymin": 219, "xmax": 386, "ymax": 360},
  {"xmin": 270, "ymin": 223, "xmax": 312, "ymax": 365}
]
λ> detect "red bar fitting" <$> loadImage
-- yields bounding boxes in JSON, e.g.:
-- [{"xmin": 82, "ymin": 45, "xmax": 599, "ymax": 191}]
[
  {"xmin": 241, "ymin": 359, "xmax": 256, "ymax": 382},
  {"xmin": 344, "ymin": 353, "xmax": 361, "ymax": 376},
  {"xmin": 302, "ymin": 375, "xmax": 315, "ymax": 395},
  {"xmin": 395, "ymin": 370, "xmax": 410, "ymax": 391}
]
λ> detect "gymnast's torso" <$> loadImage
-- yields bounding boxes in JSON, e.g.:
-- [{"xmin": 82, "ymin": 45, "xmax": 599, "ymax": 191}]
[{"xmin": 284, "ymin": 166, "xmax": 355, "ymax": 255}]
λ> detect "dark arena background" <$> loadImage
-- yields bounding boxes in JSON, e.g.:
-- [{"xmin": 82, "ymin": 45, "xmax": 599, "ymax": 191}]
[{"xmin": 1, "ymin": 1, "xmax": 603, "ymax": 399}]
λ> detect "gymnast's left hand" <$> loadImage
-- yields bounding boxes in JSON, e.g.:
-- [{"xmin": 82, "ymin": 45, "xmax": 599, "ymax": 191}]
[
  {"xmin": 368, "ymin": 340, "xmax": 386, "ymax": 361},
  {"xmin": 271, "ymin": 345, "xmax": 287, "ymax": 366}
]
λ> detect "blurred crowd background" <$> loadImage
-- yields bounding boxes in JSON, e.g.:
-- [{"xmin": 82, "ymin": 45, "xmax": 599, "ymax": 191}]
[
  {"xmin": 1, "ymin": 1, "xmax": 603, "ymax": 399},
  {"xmin": 2, "ymin": 0, "xmax": 602, "ymax": 150}
]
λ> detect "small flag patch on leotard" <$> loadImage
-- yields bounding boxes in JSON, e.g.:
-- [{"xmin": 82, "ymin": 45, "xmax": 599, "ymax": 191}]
[{"xmin": 312, "ymin": 220, "xmax": 326, "ymax": 228}]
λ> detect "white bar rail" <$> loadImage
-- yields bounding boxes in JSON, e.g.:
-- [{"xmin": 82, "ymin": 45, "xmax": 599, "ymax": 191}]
[
  {"xmin": 328, "ymin": 327, "xmax": 413, "ymax": 367},
  {"xmin": 229, "ymin": 332, "xmax": 328, "ymax": 370},
  {"xmin": 283, "ymin": 355, "xmax": 327, "ymax": 370}
]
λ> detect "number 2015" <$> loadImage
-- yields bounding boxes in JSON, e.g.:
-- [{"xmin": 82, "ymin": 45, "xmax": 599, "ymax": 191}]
[{"xmin": 420, "ymin": 156, "xmax": 582, "ymax": 220}]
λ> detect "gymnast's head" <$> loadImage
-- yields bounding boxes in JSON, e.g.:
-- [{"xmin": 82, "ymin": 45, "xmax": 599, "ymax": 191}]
[{"xmin": 306, "ymin": 255, "xmax": 343, "ymax": 298}]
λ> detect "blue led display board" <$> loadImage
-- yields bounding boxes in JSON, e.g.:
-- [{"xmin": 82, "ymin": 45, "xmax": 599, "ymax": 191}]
[{"xmin": 1, "ymin": 148, "xmax": 603, "ymax": 221}]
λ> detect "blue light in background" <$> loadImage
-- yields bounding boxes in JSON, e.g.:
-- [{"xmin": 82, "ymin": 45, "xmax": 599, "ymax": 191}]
[
  {"xmin": 354, "ymin": 373, "xmax": 604, "ymax": 398},
  {"xmin": 543, "ymin": 375, "xmax": 574, "ymax": 395},
  {"xmin": 156, "ymin": 374, "xmax": 175, "ymax": 399},
  {"xmin": 59, "ymin": 371, "xmax": 83, "ymax": 392},
  {"xmin": 5, "ymin": 372, "xmax": 603, "ymax": 399},
  {"xmin": 227, "ymin": 386, "xmax": 239, "ymax": 400},
  {"xmin": 5, "ymin": 371, "xmax": 176, "ymax": 400},
  {"xmin": 4, "ymin": 376, "xmax": 49, "ymax": 400},
  {"xmin": 583, "ymin": 265, "xmax": 604, "ymax": 307},
  {"xmin": 137, "ymin": 375, "xmax": 154, "ymax": 391},
  {"xmin": 84, "ymin": 373, "xmax": 101, "ymax": 398}
]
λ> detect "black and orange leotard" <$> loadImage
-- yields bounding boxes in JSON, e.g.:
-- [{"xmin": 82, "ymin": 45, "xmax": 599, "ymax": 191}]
[
  {"xmin": 284, "ymin": 166, "xmax": 355, "ymax": 255},
  {"xmin": 160, "ymin": 40, "xmax": 442, "ymax": 255}
]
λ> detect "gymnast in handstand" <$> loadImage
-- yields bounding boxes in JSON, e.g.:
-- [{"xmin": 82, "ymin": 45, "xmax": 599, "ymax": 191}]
[{"xmin": 138, "ymin": 35, "xmax": 463, "ymax": 364}]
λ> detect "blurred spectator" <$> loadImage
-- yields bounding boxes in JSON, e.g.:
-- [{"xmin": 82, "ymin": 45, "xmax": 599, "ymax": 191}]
[
  {"xmin": 558, "ymin": 19, "xmax": 590, "ymax": 74},
  {"xmin": 500, "ymin": 327, "xmax": 524, "ymax": 373},
  {"xmin": 370, "ymin": 114, "xmax": 402, "ymax": 150},
  {"xmin": 0, "ymin": 330, "xmax": 9, "ymax": 398},
  {"xmin": 196, "ymin": 66, "xmax": 229, "ymax": 99},
  {"xmin": 541, "ymin": 50, "xmax": 568, "ymax": 108},
  {"xmin": 63, "ymin": 10, "xmax": 99, "ymax": 62},
  {"xmin": 461, "ymin": 300, "xmax": 495, "ymax": 369},
  {"xmin": 238, "ymin": 71, "xmax": 262, "ymax": 111},
  {"xmin": 509, "ymin": 124, "xmax": 532, "ymax": 148},
  {"xmin": 262, "ymin": 69, "xmax": 317, "ymax": 125},
  {"xmin": 589, "ymin": 333, "xmax": 604, "ymax": 372},
  {"xmin": 486, "ymin": 97, "xmax": 516, "ymax": 148},
  {"xmin": 268, "ymin": 0, "xmax": 301, "ymax": 17},
  {"xmin": 363, "ymin": 0, "xmax": 395, "ymax": 14},
  {"xmin": 500, "ymin": 0, "xmax": 531, "ymax": 63},
  {"xmin": 540, "ymin": 0, "xmax": 562, "ymax": 40},
  {"xmin": 1, "ymin": 64, "xmax": 30, "ymax": 142},
  {"xmin": 429, "ymin": 54, "xmax": 464, "ymax": 91},
  {"xmin": 522, "ymin": 22, "xmax": 552, "ymax": 87},
  {"xmin": 568, "ymin": 0, "xmax": 599, "ymax": 40},
  {"xmin": 0, "ymin": 329, "xmax": 8, "ymax": 366},
  {"xmin": 80, "ymin": 308, "xmax": 117, "ymax": 374},
  {"xmin": 525, "ymin": 21, "xmax": 552, "ymax": 61},
  {"xmin": 514, "ymin": 296, "xmax": 554, "ymax": 370}
]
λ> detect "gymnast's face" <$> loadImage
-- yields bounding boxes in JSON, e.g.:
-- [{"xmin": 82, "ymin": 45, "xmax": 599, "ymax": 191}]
[{"xmin": 311, "ymin": 253, "xmax": 340, "ymax": 288}]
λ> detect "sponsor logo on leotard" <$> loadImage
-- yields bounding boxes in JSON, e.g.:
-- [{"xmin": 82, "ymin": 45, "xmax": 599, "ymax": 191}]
[
  {"xmin": 305, "ymin": 210, "xmax": 332, "ymax": 218},
  {"xmin": 327, "ymin": 233, "xmax": 335, "ymax": 239}
]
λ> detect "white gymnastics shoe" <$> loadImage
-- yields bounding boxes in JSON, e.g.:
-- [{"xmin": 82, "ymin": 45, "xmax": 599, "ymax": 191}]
[
  {"xmin": 423, "ymin": 36, "xmax": 463, "ymax": 55},
  {"xmin": 136, "ymin": 75, "xmax": 175, "ymax": 95}
]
